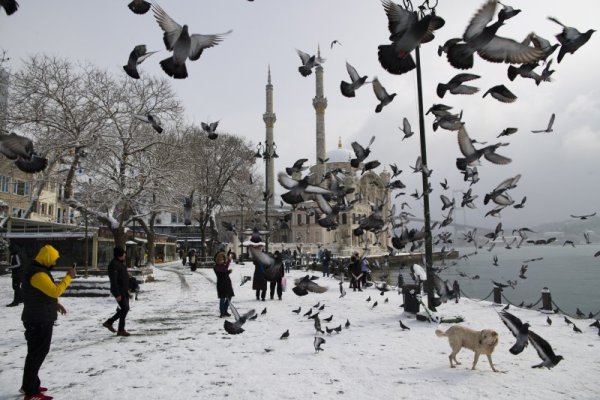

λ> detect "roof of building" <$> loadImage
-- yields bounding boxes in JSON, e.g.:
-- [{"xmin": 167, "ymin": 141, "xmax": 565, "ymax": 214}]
[{"xmin": 325, "ymin": 137, "xmax": 353, "ymax": 163}]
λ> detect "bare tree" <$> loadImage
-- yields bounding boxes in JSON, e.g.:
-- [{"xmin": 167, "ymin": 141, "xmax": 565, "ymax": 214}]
[{"xmin": 178, "ymin": 126, "xmax": 257, "ymax": 257}]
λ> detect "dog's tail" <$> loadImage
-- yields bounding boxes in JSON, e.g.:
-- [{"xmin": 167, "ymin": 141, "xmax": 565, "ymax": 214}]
[{"xmin": 435, "ymin": 329, "xmax": 447, "ymax": 337}]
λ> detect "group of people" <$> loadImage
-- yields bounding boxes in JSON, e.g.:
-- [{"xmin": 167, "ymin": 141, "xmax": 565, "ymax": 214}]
[{"xmin": 347, "ymin": 252, "xmax": 371, "ymax": 292}]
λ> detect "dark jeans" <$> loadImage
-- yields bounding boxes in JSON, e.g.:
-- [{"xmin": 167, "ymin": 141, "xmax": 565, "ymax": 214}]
[
  {"xmin": 22, "ymin": 322, "xmax": 53, "ymax": 395},
  {"xmin": 219, "ymin": 297, "xmax": 230, "ymax": 315},
  {"xmin": 269, "ymin": 279, "xmax": 283, "ymax": 300},
  {"xmin": 322, "ymin": 263, "xmax": 330, "ymax": 277},
  {"xmin": 106, "ymin": 298, "xmax": 130, "ymax": 332},
  {"xmin": 255, "ymin": 289, "xmax": 266, "ymax": 300}
]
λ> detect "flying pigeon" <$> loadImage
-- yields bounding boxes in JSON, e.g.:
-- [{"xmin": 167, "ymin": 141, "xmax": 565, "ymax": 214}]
[
  {"xmin": 497, "ymin": 127, "xmax": 518, "ymax": 138},
  {"xmin": 133, "ymin": 113, "xmax": 163, "ymax": 133},
  {"xmin": 285, "ymin": 158, "xmax": 309, "ymax": 176},
  {"xmin": 278, "ymin": 172, "xmax": 333, "ymax": 205},
  {"xmin": 528, "ymin": 330, "xmax": 564, "ymax": 369},
  {"xmin": 446, "ymin": 0, "xmax": 545, "ymax": 70},
  {"xmin": 0, "ymin": 0, "xmax": 18, "ymax": 15},
  {"xmin": 123, "ymin": 45, "xmax": 158, "ymax": 79},
  {"xmin": 314, "ymin": 336, "xmax": 326, "ymax": 352},
  {"xmin": 483, "ymin": 84, "xmax": 517, "ymax": 103},
  {"xmin": 152, "ymin": 3, "xmax": 232, "ymax": 79},
  {"xmin": 292, "ymin": 275, "xmax": 328, "ymax": 296},
  {"xmin": 437, "ymin": 73, "xmax": 480, "ymax": 98},
  {"xmin": 223, "ymin": 302, "xmax": 255, "ymax": 335},
  {"xmin": 372, "ymin": 77, "xmax": 396, "ymax": 113},
  {"xmin": 350, "ymin": 136, "xmax": 375, "ymax": 168},
  {"xmin": 128, "ymin": 0, "xmax": 150, "ymax": 14},
  {"xmin": 296, "ymin": 49, "xmax": 319, "ymax": 77},
  {"xmin": 531, "ymin": 113, "xmax": 555, "ymax": 133},
  {"xmin": 240, "ymin": 276, "xmax": 251, "ymax": 286},
  {"xmin": 548, "ymin": 17, "xmax": 596, "ymax": 63},
  {"xmin": 340, "ymin": 62, "xmax": 368, "ymax": 98},
  {"xmin": 330, "ymin": 40, "xmax": 342, "ymax": 49},
  {"xmin": 399, "ymin": 117, "xmax": 414, "ymax": 140},
  {"xmin": 456, "ymin": 125, "xmax": 511, "ymax": 170},
  {"xmin": 378, "ymin": 0, "xmax": 445, "ymax": 75},
  {"xmin": 0, "ymin": 132, "xmax": 48, "ymax": 173},
  {"xmin": 497, "ymin": 2, "xmax": 521, "ymax": 20},
  {"xmin": 498, "ymin": 310, "xmax": 529, "ymax": 354},
  {"xmin": 201, "ymin": 121, "xmax": 219, "ymax": 140}
]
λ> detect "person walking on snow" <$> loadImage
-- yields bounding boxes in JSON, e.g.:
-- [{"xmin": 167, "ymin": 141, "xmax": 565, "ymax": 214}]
[
  {"xmin": 214, "ymin": 248, "xmax": 234, "ymax": 317},
  {"xmin": 6, "ymin": 243, "xmax": 23, "ymax": 307},
  {"xmin": 20, "ymin": 244, "xmax": 76, "ymax": 400},
  {"xmin": 103, "ymin": 246, "xmax": 131, "ymax": 337}
]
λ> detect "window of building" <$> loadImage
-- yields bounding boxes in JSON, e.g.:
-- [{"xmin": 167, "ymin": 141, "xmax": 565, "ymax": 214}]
[
  {"xmin": 171, "ymin": 213, "xmax": 178, "ymax": 224},
  {"xmin": 12, "ymin": 208, "xmax": 26, "ymax": 218},
  {"xmin": 0, "ymin": 176, "xmax": 10, "ymax": 193},
  {"xmin": 48, "ymin": 204, "xmax": 54, "ymax": 216},
  {"xmin": 306, "ymin": 214, "xmax": 310, "ymax": 224},
  {"xmin": 297, "ymin": 214, "xmax": 301, "ymax": 225},
  {"xmin": 12, "ymin": 180, "xmax": 30, "ymax": 196},
  {"xmin": 342, "ymin": 213, "xmax": 347, "ymax": 225},
  {"xmin": 41, "ymin": 202, "xmax": 47, "ymax": 214},
  {"xmin": 156, "ymin": 218, "xmax": 162, "ymax": 225}
]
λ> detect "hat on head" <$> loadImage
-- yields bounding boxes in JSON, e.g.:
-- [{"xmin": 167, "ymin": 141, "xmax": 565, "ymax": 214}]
[
  {"xmin": 114, "ymin": 246, "xmax": 126, "ymax": 258},
  {"xmin": 34, "ymin": 245, "xmax": 60, "ymax": 268},
  {"xmin": 243, "ymin": 228, "xmax": 265, "ymax": 247}
]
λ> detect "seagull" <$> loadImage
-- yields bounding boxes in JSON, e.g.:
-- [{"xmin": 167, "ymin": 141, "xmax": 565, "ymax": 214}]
[
  {"xmin": 548, "ymin": 17, "xmax": 596, "ymax": 63},
  {"xmin": 201, "ymin": 121, "xmax": 219, "ymax": 140},
  {"xmin": 446, "ymin": 0, "xmax": 544, "ymax": 70},
  {"xmin": 296, "ymin": 49, "xmax": 319, "ymax": 77},
  {"xmin": 314, "ymin": 336, "xmax": 326, "ymax": 352},
  {"xmin": 123, "ymin": 45, "xmax": 158, "ymax": 79},
  {"xmin": 0, "ymin": 132, "xmax": 48, "ymax": 173},
  {"xmin": 531, "ymin": 113, "xmax": 555, "ymax": 133},
  {"xmin": 399, "ymin": 320, "xmax": 410, "ymax": 330},
  {"xmin": 340, "ymin": 62, "xmax": 368, "ymax": 98},
  {"xmin": 133, "ymin": 113, "xmax": 163, "ymax": 134},
  {"xmin": 528, "ymin": 330, "xmax": 564, "ymax": 369},
  {"xmin": 498, "ymin": 310, "xmax": 529, "ymax": 354},
  {"xmin": 152, "ymin": 3, "xmax": 232, "ymax": 79},
  {"xmin": 436, "ymin": 73, "xmax": 480, "ymax": 98},
  {"xmin": 223, "ymin": 303, "xmax": 255, "ymax": 335},
  {"xmin": 128, "ymin": 0, "xmax": 150, "ymax": 14},
  {"xmin": 483, "ymin": 84, "xmax": 517, "ymax": 103},
  {"xmin": 372, "ymin": 77, "xmax": 396, "ymax": 113},
  {"xmin": 570, "ymin": 212, "xmax": 596, "ymax": 220}
]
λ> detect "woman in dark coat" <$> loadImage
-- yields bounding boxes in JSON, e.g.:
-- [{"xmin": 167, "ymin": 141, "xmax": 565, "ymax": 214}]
[
  {"xmin": 269, "ymin": 251, "xmax": 285, "ymax": 300},
  {"xmin": 349, "ymin": 254, "xmax": 362, "ymax": 292},
  {"xmin": 252, "ymin": 256, "xmax": 268, "ymax": 301},
  {"xmin": 214, "ymin": 250, "xmax": 234, "ymax": 317}
]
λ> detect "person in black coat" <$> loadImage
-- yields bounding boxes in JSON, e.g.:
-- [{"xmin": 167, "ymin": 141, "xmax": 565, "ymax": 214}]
[
  {"xmin": 269, "ymin": 251, "xmax": 285, "ymax": 300},
  {"xmin": 214, "ymin": 249, "xmax": 234, "ymax": 317},
  {"xmin": 6, "ymin": 244, "xmax": 23, "ymax": 307},
  {"xmin": 103, "ymin": 247, "xmax": 131, "ymax": 336},
  {"xmin": 349, "ymin": 254, "xmax": 362, "ymax": 292}
]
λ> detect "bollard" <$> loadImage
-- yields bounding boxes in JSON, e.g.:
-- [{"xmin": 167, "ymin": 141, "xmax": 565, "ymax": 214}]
[
  {"xmin": 541, "ymin": 287, "xmax": 552, "ymax": 311},
  {"xmin": 493, "ymin": 287, "xmax": 502, "ymax": 304}
]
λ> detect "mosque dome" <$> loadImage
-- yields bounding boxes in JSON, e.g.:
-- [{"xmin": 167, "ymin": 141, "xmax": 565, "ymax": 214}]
[{"xmin": 325, "ymin": 137, "xmax": 353, "ymax": 163}]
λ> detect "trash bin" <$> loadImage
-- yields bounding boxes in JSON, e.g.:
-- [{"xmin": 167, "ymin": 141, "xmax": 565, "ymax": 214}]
[{"xmin": 402, "ymin": 284, "xmax": 421, "ymax": 313}]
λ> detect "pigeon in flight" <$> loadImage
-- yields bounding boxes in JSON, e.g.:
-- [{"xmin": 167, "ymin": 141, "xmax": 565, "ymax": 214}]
[
  {"xmin": 296, "ymin": 49, "xmax": 319, "ymax": 77},
  {"xmin": 0, "ymin": 0, "xmax": 18, "ymax": 15},
  {"xmin": 497, "ymin": 2, "xmax": 520, "ymax": 20},
  {"xmin": 286, "ymin": 159, "xmax": 309, "ymax": 176},
  {"xmin": 372, "ymin": 77, "xmax": 396, "ymax": 113},
  {"xmin": 128, "ymin": 0, "xmax": 150, "ymax": 14},
  {"xmin": 531, "ymin": 113, "xmax": 555, "ymax": 133},
  {"xmin": 399, "ymin": 117, "xmax": 414, "ymax": 140},
  {"xmin": 571, "ymin": 212, "xmax": 596, "ymax": 220},
  {"xmin": 340, "ymin": 62, "xmax": 368, "ymax": 98},
  {"xmin": 456, "ymin": 125, "xmax": 511, "ymax": 170},
  {"xmin": 280, "ymin": 329, "xmax": 289, "ymax": 339},
  {"xmin": 201, "ymin": 121, "xmax": 219, "ymax": 140},
  {"xmin": 378, "ymin": 0, "xmax": 445, "ymax": 75},
  {"xmin": 437, "ymin": 73, "xmax": 480, "ymax": 98},
  {"xmin": 278, "ymin": 172, "xmax": 334, "ymax": 205},
  {"xmin": 152, "ymin": 3, "xmax": 232, "ymax": 79},
  {"xmin": 528, "ymin": 330, "xmax": 563, "ymax": 369},
  {"xmin": 292, "ymin": 275, "xmax": 328, "ymax": 296},
  {"xmin": 350, "ymin": 136, "xmax": 375, "ymax": 168},
  {"xmin": 483, "ymin": 84, "xmax": 517, "ymax": 103},
  {"xmin": 330, "ymin": 40, "xmax": 342, "ymax": 49},
  {"xmin": 223, "ymin": 302, "xmax": 255, "ymax": 335},
  {"xmin": 133, "ymin": 113, "xmax": 163, "ymax": 134},
  {"xmin": 0, "ymin": 132, "xmax": 48, "ymax": 173},
  {"xmin": 498, "ymin": 310, "xmax": 530, "ymax": 354},
  {"xmin": 314, "ymin": 336, "xmax": 326, "ymax": 352},
  {"xmin": 548, "ymin": 17, "xmax": 596, "ymax": 63},
  {"xmin": 240, "ymin": 276, "xmax": 251, "ymax": 286},
  {"xmin": 123, "ymin": 45, "xmax": 158, "ymax": 79},
  {"xmin": 446, "ymin": 0, "xmax": 544, "ymax": 70}
]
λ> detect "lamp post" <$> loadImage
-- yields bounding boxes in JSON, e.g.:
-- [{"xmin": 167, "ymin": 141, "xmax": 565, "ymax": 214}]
[
  {"xmin": 238, "ymin": 193, "xmax": 247, "ymax": 262},
  {"xmin": 254, "ymin": 141, "xmax": 278, "ymax": 252}
]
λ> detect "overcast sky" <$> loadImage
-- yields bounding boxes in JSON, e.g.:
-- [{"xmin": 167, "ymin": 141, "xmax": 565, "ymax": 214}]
[{"xmin": 1, "ymin": 0, "xmax": 599, "ymax": 230}]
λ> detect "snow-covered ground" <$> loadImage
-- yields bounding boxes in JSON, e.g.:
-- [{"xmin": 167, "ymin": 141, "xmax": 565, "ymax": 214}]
[{"xmin": 1, "ymin": 261, "xmax": 599, "ymax": 400}]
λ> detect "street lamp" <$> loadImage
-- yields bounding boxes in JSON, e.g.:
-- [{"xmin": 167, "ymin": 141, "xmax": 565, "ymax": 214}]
[
  {"xmin": 254, "ymin": 141, "xmax": 278, "ymax": 252},
  {"xmin": 237, "ymin": 193, "xmax": 247, "ymax": 263}
]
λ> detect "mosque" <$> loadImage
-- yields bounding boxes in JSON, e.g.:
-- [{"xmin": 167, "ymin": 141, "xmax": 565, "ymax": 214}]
[{"xmin": 217, "ymin": 50, "xmax": 392, "ymax": 257}]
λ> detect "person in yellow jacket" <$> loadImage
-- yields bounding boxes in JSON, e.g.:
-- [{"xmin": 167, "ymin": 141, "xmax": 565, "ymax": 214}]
[{"xmin": 20, "ymin": 244, "xmax": 76, "ymax": 400}]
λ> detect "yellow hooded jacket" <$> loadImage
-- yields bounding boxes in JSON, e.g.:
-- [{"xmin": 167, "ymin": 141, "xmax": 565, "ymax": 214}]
[{"xmin": 30, "ymin": 245, "xmax": 71, "ymax": 298}]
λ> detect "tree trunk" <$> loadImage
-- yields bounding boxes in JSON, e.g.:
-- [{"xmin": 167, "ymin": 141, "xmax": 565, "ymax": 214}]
[
  {"xmin": 111, "ymin": 226, "xmax": 127, "ymax": 249},
  {"xmin": 63, "ymin": 152, "xmax": 81, "ymax": 200}
]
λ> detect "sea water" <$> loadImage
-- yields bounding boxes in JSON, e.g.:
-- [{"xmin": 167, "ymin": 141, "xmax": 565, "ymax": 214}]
[{"xmin": 385, "ymin": 244, "xmax": 600, "ymax": 318}]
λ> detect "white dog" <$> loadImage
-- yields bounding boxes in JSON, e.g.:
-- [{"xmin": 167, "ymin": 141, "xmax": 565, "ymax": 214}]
[{"xmin": 436, "ymin": 325, "xmax": 499, "ymax": 372}]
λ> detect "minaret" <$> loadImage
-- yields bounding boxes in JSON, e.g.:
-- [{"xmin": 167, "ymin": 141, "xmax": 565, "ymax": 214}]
[
  {"xmin": 263, "ymin": 66, "xmax": 276, "ymax": 206},
  {"xmin": 313, "ymin": 46, "xmax": 327, "ymax": 169}
]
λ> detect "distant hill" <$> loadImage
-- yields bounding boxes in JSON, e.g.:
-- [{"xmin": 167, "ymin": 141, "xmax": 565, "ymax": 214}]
[{"xmin": 532, "ymin": 216, "xmax": 599, "ymax": 242}]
